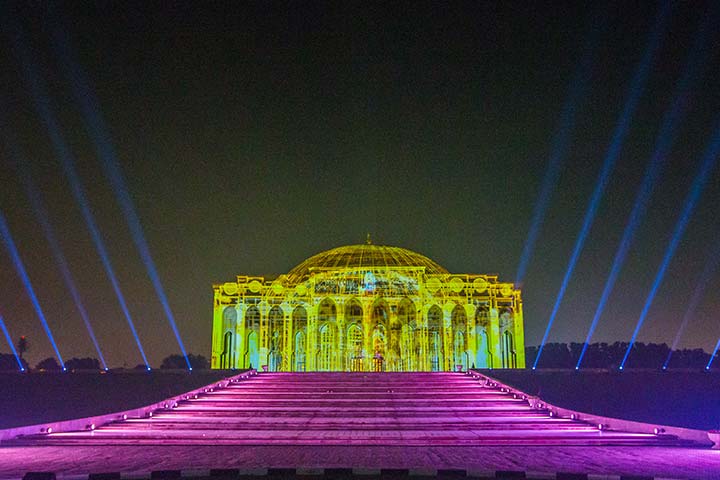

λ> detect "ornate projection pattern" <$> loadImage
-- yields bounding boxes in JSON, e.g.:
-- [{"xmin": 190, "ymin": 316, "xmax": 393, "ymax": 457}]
[{"xmin": 212, "ymin": 243, "xmax": 525, "ymax": 371}]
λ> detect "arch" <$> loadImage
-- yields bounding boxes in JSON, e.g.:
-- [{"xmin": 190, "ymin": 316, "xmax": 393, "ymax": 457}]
[
  {"xmin": 317, "ymin": 299, "xmax": 337, "ymax": 371},
  {"xmin": 371, "ymin": 300, "xmax": 389, "ymax": 371},
  {"xmin": 268, "ymin": 306, "xmax": 283, "ymax": 372},
  {"xmin": 397, "ymin": 298, "xmax": 416, "ymax": 371},
  {"xmin": 345, "ymin": 298, "xmax": 363, "ymax": 323},
  {"xmin": 247, "ymin": 330, "xmax": 259, "ymax": 369},
  {"xmin": 318, "ymin": 298, "xmax": 337, "ymax": 322},
  {"xmin": 244, "ymin": 306, "xmax": 260, "ymax": 369},
  {"xmin": 502, "ymin": 330, "xmax": 515, "ymax": 368},
  {"xmin": 347, "ymin": 323, "xmax": 363, "ymax": 371},
  {"xmin": 475, "ymin": 327, "xmax": 489, "ymax": 368},
  {"xmin": 500, "ymin": 307, "xmax": 515, "ymax": 368},
  {"xmin": 427, "ymin": 305, "xmax": 443, "ymax": 371},
  {"xmin": 318, "ymin": 322, "xmax": 337, "ymax": 371},
  {"xmin": 292, "ymin": 306, "xmax": 307, "ymax": 371},
  {"xmin": 220, "ymin": 307, "xmax": 237, "ymax": 369},
  {"xmin": 452, "ymin": 304, "xmax": 468, "ymax": 371},
  {"xmin": 475, "ymin": 305, "xmax": 491, "ymax": 368}
]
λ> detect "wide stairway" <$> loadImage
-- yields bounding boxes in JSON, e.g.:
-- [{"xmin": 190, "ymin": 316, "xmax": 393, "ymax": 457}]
[{"xmin": 13, "ymin": 372, "xmax": 687, "ymax": 446}]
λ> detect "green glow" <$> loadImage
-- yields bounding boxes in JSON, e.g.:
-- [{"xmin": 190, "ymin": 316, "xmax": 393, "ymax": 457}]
[{"xmin": 212, "ymin": 243, "xmax": 525, "ymax": 371}]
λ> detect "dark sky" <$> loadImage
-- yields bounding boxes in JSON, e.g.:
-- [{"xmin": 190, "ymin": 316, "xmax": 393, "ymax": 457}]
[{"xmin": 1, "ymin": 1, "xmax": 719, "ymax": 367}]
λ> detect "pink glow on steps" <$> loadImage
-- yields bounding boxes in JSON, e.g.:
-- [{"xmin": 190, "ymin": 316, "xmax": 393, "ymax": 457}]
[{"xmin": 6, "ymin": 372, "xmax": 698, "ymax": 447}]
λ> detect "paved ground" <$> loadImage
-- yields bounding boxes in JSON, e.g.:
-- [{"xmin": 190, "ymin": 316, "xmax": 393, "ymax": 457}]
[{"xmin": 0, "ymin": 444, "xmax": 718, "ymax": 479}]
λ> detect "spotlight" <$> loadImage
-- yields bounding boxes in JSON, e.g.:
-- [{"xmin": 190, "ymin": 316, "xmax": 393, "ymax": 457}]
[
  {"xmin": 653, "ymin": 427, "xmax": 665, "ymax": 434},
  {"xmin": 534, "ymin": 0, "xmax": 673, "ymax": 370},
  {"xmin": 86, "ymin": 424, "xmax": 95, "ymax": 430},
  {"xmin": 6, "ymin": 20, "xmax": 149, "ymax": 369},
  {"xmin": 598, "ymin": 423, "xmax": 605, "ymax": 431},
  {"xmin": 146, "ymin": 366, "xmax": 151, "ymax": 372}
]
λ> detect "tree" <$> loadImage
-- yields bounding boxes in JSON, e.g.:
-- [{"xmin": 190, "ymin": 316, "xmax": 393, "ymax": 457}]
[
  {"xmin": 0, "ymin": 353, "xmax": 21, "ymax": 371},
  {"xmin": 160, "ymin": 353, "xmax": 209, "ymax": 370},
  {"xmin": 17, "ymin": 336, "xmax": 27, "ymax": 360},
  {"xmin": 36, "ymin": 357, "xmax": 61, "ymax": 371},
  {"xmin": 65, "ymin": 357, "xmax": 100, "ymax": 370}
]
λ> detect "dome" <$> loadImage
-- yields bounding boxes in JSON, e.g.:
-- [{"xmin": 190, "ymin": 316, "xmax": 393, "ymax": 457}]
[{"xmin": 286, "ymin": 243, "xmax": 449, "ymax": 283}]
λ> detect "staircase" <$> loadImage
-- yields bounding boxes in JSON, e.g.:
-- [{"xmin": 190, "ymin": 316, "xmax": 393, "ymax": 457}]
[{"xmin": 12, "ymin": 372, "xmax": 688, "ymax": 446}]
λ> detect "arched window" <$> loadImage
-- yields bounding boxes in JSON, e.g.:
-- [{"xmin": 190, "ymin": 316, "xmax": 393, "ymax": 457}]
[
  {"xmin": 397, "ymin": 299, "xmax": 415, "ymax": 371},
  {"xmin": 244, "ymin": 306, "xmax": 260, "ymax": 369},
  {"xmin": 475, "ymin": 305, "xmax": 491, "ymax": 368},
  {"xmin": 502, "ymin": 330, "xmax": 515, "ymax": 368},
  {"xmin": 452, "ymin": 305, "xmax": 467, "ymax": 371},
  {"xmin": 318, "ymin": 323, "xmax": 335, "ymax": 371},
  {"xmin": 220, "ymin": 307, "xmax": 237, "ymax": 369},
  {"xmin": 292, "ymin": 306, "xmax": 307, "ymax": 372},
  {"xmin": 427, "ymin": 305, "xmax": 443, "ymax": 371},
  {"xmin": 347, "ymin": 323, "xmax": 363, "ymax": 371},
  {"xmin": 268, "ymin": 306, "xmax": 283, "ymax": 371}
]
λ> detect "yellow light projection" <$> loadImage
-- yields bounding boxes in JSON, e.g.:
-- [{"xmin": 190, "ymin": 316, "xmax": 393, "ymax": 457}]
[{"xmin": 212, "ymin": 241, "xmax": 525, "ymax": 371}]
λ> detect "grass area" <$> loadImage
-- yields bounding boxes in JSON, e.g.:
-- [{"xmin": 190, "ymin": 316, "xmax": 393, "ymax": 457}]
[
  {"xmin": 0, "ymin": 369, "xmax": 237, "ymax": 429},
  {"xmin": 484, "ymin": 368, "xmax": 720, "ymax": 431}
]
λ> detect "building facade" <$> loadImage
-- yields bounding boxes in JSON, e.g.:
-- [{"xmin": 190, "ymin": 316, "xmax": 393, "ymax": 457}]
[{"xmin": 211, "ymin": 242, "xmax": 525, "ymax": 371}]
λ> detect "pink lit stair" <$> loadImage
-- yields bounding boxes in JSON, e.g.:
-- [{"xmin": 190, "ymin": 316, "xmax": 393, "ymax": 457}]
[{"xmin": 11, "ymin": 372, "xmax": 690, "ymax": 446}]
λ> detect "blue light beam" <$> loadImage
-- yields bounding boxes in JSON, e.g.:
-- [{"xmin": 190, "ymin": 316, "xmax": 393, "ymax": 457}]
[
  {"xmin": 532, "ymin": 0, "xmax": 673, "ymax": 369},
  {"xmin": 50, "ymin": 18, "xmax": 192, "ymax": 370},
  {"xmin": 663, "ymin": 235, "xmax": 720, "ymax": 369},
  {"xmin": 576, "ymin": 8, "xmax": 717, "ymax": 369},
  {"xmin": 0, "ymin": 315, "xmax": 25, "ymax": 372},
  {"xmin": 0, "ymin": 212, "xmax": 65, "ymax": 369},
  {"xmin": 5, "ymin": 12, "xmax": 150, "ymax": 369},
  {"xmin": 708, "ymin": 339, "xmax": 720, "ymax": 370},
  {"xmin": 515, "ymin": 8, "xmax": 605, "ymax": 286},
  {"xmin": 620, "ymin": 119, "xmax": 720, "ymax": 369},
  {"xmin": 0, "ymin": 118, "xmax": 108, "ymax": 370},
  {"xmin": 1, "ymin": 131, "xmax": 109, "ymax": 370}
]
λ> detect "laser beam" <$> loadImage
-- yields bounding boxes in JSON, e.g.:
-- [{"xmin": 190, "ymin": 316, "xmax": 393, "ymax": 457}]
[
  {"xmin": 533, "ymin": 0, "xmax": 673, "ymax": 369},
  {"xmin": 0, "ymin": 211, "xmax": 65, "ymax": 369},
  {"xmin": 620, "ymin": 118, "xmax": 720, "ymax": 369},
  {"xmin": 4, "ymin": 11, "xmax": 150, "ymax": 369},
  {"xmin": 576, "ymin": 7, "xmax": 717, "ymax": 369},
  {"xmin": 50, "ymin": 14, "xmax": 192, "ymax": 370},
  {"xmin": 0, "ymin": 315, "xmax": 25, "ymax": 371},
  {"xmin": 708, "ymin": 339, "xmax": 720, "ymax": 370},
  {"xmin": 663, "ymin": 235, "xmax": 720, "ymax": 369},
  {"xmin": 515, "ymin": 7, "xmax": 605, "ymax": 286},
  {"xmin": 1, "ymin": 126, "xmax": 109, "ymax": 371}
]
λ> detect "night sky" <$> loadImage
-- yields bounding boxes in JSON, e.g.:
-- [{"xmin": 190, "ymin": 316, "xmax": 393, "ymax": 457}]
[{"xmin": 1, "ymin": 1, "xmax": 719, "ymax": 368}]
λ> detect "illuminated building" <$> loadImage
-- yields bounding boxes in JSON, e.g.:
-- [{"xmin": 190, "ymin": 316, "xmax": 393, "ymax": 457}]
[{"xmin": 211, "ymin": 240, "xmax": 525, "ymax": 371}]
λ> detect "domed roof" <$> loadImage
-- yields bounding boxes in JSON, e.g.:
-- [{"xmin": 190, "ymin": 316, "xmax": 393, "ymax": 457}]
[{"xmin": 286, "ymin": 243, "xmax": 448, "ymax": 283}]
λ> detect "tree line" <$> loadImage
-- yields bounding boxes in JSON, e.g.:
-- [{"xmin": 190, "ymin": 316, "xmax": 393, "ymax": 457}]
[
  {"xmin": 527, "ymin": 342, "xmax": 715, "ymax": 369},
  {"xmin": 0, "ymin": 352, "xmax": 210, "ymax": 371}
]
